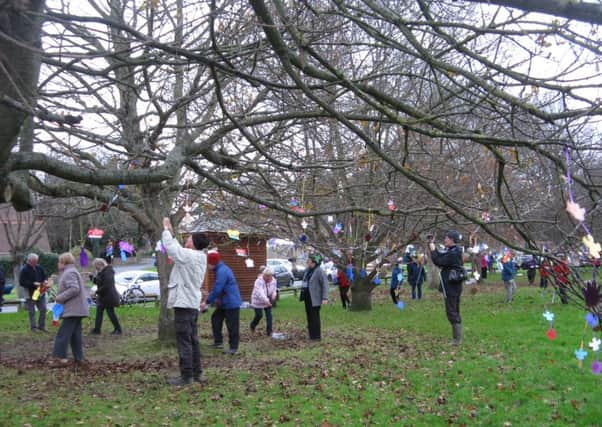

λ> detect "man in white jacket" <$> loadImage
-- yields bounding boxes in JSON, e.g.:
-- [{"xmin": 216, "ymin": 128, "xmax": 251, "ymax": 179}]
[{"xmin": 162, "ymin": 217, "xmax": 209, "ymax": 386}]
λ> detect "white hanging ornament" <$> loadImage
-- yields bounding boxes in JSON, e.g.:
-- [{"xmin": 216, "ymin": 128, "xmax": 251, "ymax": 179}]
[
  {"xmin": 327, "ymin": 215, "xmax": 334, "ymax": 223},
  {"xmin": 301, "ymin": 219, "xmax": 308, "ymax": 230},
  {"xmin": 245, "ymin": 258, "xmax": 255, "ymax": 268},
  {"xmin": 182, "ymin": 202, "xmax": 193, "ymax": 226}
]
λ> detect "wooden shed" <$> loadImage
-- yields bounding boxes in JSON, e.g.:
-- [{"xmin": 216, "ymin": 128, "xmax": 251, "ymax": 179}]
[{"xmin": 184, "ymin": 218, "xmax": 267, "ymax": 303}]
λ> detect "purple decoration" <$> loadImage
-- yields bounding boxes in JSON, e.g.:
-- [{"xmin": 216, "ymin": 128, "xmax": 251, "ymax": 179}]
[
  {"xmin": 79, "ymin": 247, "xmax": 88, "ymax": 268},
  {"xmin": 586, "ymin": 312, "xmax": 599, "ymax": 328},
  {"xmin": 119, "ymin": 241, "xmax": 135, "ymax": 254},
  {"xmin": 592, "ymin": 361, "xmax": 602, "ymax": 375}
]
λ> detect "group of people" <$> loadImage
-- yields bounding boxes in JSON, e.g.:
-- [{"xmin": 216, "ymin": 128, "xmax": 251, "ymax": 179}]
[{"xmin": 389, "ymin": 256, "xmax": 427, "ymax": 304}]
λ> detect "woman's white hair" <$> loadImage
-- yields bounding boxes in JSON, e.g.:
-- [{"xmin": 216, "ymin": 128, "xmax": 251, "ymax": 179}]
[
  {"xmin": 262, "ymin": 267, "xmax": 274, "ymax": 276},
  {"xmin": 26, "ymin": 253, "xmax": 39, "ymax": 262}
]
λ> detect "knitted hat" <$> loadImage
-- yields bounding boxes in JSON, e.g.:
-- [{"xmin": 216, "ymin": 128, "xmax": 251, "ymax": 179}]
[{"xmin": 207, "ymin": 252, "xmax": 221, "ymax": 265}]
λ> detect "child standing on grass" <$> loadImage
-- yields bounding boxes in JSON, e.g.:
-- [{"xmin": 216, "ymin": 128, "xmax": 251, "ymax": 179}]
[
  {"xmin": 501, "ymin": 253, "xmax": 517, "ymax": 303},
  {"xmin": 390, "ymin": 262, "xmax": 403, "ymax": 304},
  {"xmin": 336, "ymin": 265, "xmax": 351, "ymax": 309}
]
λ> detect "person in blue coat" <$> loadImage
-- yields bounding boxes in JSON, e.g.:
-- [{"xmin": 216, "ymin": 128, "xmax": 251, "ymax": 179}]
[
  {"xmin": 203, "ymin": 252, "xmax": 242, "ymax": 355},
  {"xmin": 501, "ymin": 254, "xmax": 518, "ymax": 303},
  {"xmin": 390, "ymin": 263, "xmax": 404, "ymax": 304}
]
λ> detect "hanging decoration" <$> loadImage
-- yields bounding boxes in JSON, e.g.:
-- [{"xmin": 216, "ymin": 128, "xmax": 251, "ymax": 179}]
[
  {"xmin": 52, "ymin": 303, "xmax": 64, "ymax": 326},
  {"xmin": 481, "ymin": 211, "xmax": 490, "ymax": 222},
  {"xmin": 235, "ymin": 248, "xmax": 248, "ymax": 257},
  {"xmin": 245, "ymin": 258, "xmax": 255, "ymax": 268},
  {"xmin": 258, "ymin": 204, "xmax": 267, "ymax": 211},
  {"xmin": 387, "ymin": 199, "xmax": 396, "ymax": 211},
  {"xmin": 299, "ymin": 234, "xmax": 308, "ymax": 244},
  {"xmin": 227, "ymin": 229, "xmax": 240, "ymax": 241},
  {"xmin": 332, "ymin": 223, "xmax": 343, "ymax": 234},
  {"xmin": 327, "ymin": 215, "xmax": 334, "ymax": 223},
  {"xmin": 301, "ymin": 219, "xmax": 308, "ymax": 230},
  {"xmin": 396, "ymin": 301, "xmax": 405, "ymax": 310},
  {"xmin": 543, "ymin": 310, "xmax": 556, "ymax": 341}
]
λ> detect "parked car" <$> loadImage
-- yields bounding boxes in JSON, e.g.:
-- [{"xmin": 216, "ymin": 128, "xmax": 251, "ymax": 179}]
[
  {"xmin": 272, "ymin": 265, "xmax": 295, "ymax": 288},
  {"xmin": 321, "ymin": 261, "xmax": 337, "ymax": 282},
  {"xmin": 90, "ymin": 270, "xmax": 160, "ymax": 299},
  {"xmin": 267, "ymin": 258, "xmax": 305, "ymax": 280}
]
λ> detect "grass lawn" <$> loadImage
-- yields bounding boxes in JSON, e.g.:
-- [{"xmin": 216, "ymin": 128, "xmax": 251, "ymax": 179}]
[{"xmin": 1, "ymin": 278, "xmax": 600, "ymax": 426}]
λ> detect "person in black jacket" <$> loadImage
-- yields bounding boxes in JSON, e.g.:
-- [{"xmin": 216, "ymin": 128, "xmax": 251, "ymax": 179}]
[
  {"xmin": 19, "ymin": 253, "xmax": 48, "ymax": 332},
  {"xmin": 90, "ymin": 258, "xmax": 122, "ymax": 335},
  {"xmin": 407, "ymin": 256, "xmax": 426, "ymax": 300},
  {"xmin": 429, "ymin": 231, "xmax": 465, "ymax": 345}
]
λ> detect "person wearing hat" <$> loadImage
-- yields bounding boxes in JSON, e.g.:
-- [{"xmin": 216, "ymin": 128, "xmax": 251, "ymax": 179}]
[
  {"xmin": 250, "ymin": 267, "xmax": 278, "ymax": 335},
  {"xmin": 429, "ymin": 231, "xmax": 465, "ymax": 345},
  {"xmin": 203, "ymin": 252, "xmax": 242, "ymax": 354},
  {"xmin": 300, "ymin": 254, "xmax": 329, "ymax": 341},
  {"xmin": 162, "ymin": 217, "xmax": 210, "ymax": 386}
]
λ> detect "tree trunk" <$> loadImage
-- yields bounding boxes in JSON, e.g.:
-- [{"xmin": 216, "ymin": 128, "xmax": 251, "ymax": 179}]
[
  {"xmin": 350, "ymin": 278, "xmax": 373, "ymax": 311},
  {"xmin": 156, "ymin": 249, "xmax": 175, "ymax": 344},
  {"xmin": 426, "ymin": 255, "xmax": 440, "ymax": 290}
]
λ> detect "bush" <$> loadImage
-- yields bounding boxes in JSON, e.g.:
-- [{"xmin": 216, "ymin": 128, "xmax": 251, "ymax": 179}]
[
  {"xmin": 36, "ymin": 251, "xmax": 59, "ymax": 277},
  {"xmin": 0, "ymin": 258, "xmax": 14, "ymax": 282}
]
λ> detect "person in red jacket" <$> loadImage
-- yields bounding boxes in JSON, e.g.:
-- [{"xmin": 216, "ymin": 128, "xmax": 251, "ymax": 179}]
[
  {"xmin": 552, "ymin": 256, "xmax": 570, "ymax": 304},
  {"xmin": 336, "ymin": 265, "xmax": 351, "ymax": 309}
]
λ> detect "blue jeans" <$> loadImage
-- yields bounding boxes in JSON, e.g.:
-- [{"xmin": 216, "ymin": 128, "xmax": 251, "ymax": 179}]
[{"xmin": 250, "ymin": 308, "xmax": 272, "ymax": 335}]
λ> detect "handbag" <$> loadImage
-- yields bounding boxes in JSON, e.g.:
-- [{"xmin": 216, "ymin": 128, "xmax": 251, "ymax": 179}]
[
  {"xmin": 299, "ymin": 288, "xmax": 307, "ymax": 302},
  {"xmin": 447, "ymin": 267, "xmax": 467, "ymax": 283}
]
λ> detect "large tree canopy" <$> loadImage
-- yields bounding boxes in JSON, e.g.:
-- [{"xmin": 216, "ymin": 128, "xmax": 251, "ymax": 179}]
[{"xmin": 1, "ymin": 0, "xmax": 601, "ymax": 320}]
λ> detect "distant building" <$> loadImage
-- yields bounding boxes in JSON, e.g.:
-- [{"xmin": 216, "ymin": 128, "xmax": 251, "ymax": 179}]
[
  {"xmin": 0, "ymin": 204, "xmax": 51, "ymax": 257},
  {"xmin": 184, "ymin": 218, "xmax": 267, "ymax": 302}
]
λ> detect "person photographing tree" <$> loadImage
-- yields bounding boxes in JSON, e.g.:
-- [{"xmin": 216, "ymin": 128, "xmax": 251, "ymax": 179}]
[
  {"xmin": 429, "ymin": 231, "xmax": 465, "ymax": 345},
  {"xmin": 162, "ymin": 217, "xmax": 210, "ymax": 386}
]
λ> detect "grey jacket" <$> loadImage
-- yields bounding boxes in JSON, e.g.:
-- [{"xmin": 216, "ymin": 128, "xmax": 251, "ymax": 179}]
[
  {"xmin": 162, "ymin": 230, "xmax": 207, "ymax": 310},
  {"xmin": 305, "ymin": 266, "xmax": 330, "ymax": 307},
  {"xmin": 55, "ymin": 265, "xmax": 89, "ymax": 318}
]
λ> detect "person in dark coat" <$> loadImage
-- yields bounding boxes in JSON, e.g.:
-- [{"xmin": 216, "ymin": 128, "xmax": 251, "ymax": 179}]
[
  {"xmin": 389, "ymin": 263, "xmax": 403, "ymax": 304},
  {"xmin": 52, "ymin": 252, "xmax": 90, "ymax": 363},
  {"xmin": 407, "ymin": 256, "xmax": 426, "ymax": 300},
  {"xmin": 300, "ymin": 254, "xmax": 329, "ymax": 341},
  {"xmin": 19, "ymin": 253, "xmax": 48, "ymax": 332},
  {"xmin": 429, "ymin": 231, "xmax": 465, "ymax": 345},
  {"xmin": 90, "ymin": 258, "xmax": 122, "ymax": 335}
]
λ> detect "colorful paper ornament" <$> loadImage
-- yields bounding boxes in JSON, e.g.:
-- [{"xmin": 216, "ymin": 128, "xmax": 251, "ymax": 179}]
[
  {"xmin": 359, "ymin": 269, "xmax": 367, "ymax": 279},
  {"xmin": 372, "ymin": 276, "xmax": 381, "ymax": 285},
  {"xmin": 52, "ymin": 304, "xmax": 64, "ymax": 326},
  {"xmin": 586, "ymin": 312, "xmax": 599, "ymax": 328},
  {"xmin": 575, "ymin": 348, "xmax": 588, "ymax": 361},
  {"xmin": 591, "ymin": 361, "xmax": 602, "ymax": 375},
  {"xmin": 299, "ymin": 234, "xmax": 308, "ymax": 243},
  {"xmin": 327, "ymin": 215, "xmax": 334, "ymax": 223},
  {"xmin": 333, "ymin": 223, "xmax": 343, "ymax": 234},
  {"xmin": 589, "ymin": 337, "xmax": 601, "ymax": 352},
  {"xmin": 364, "ymin": 233, "xmax": 372, "ymax": 242},
  {"xmin": 118, "ymin": 184, "xmax": 125, "ymax": 190},
  {"xmin": 481, "ymin": 211, "xmax": 490, "ymax": 222},
  {"xmin": 387, "ymin": 199, "xmax": 396, "ymax": 211},
  {"xmin": 583, "ymin": 282, "xmax": 602, "ymax": 308},
  {"xmin": 546, "ymin": 328, "xmax": 557, "ymax": 340},
  {"xmin": 119, "ymin": 241, "xmax": 134, "ymax": 254},
  {"xmin": 543, "ymin": 311, "xmax": 555, "ymax": 322},
  {"xmin": 566, "ymin": 200, "xmax": 586, "ymax": 222},
  {"xmin": 245, "ymin": 258, "xmax": 255, "ymax": 268},
  {"xmin": 235, "ymin": 248, "xmax": 248, "ymax": 257},
  {"xmin": 396, "ymin": 301, "xmax": 405, "ymax": 310},
  {"xmin": 582, "ymin": 234, "xmax": 601, "ymax": 259},
  {"xmin": 120, "ymin": 250, "xmax": 127, "ymax": 263},
  {"xmin": 258, "ymin": 204, "xmax": 268, "ymax": 211},
  {"xmin": 289, "ymin": 198, "xmax": 299, "ymax": 207},
  {"xmin": 301, "ymin": 219, "xmax": 308, "ymax": 230},
  {"xmin": 227, "ymin": 229, "xmax": 240, "ymax": 241}
]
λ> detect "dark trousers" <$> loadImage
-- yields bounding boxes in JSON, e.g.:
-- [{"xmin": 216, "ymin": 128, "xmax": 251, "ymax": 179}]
[
  {"xmin": 527, "ymin": 269, "xmax": 536, "ymax": 285},
  {"xmin": 444, "ymin": 294, "xmax": 461, "ymax": 324},
  {"xmin": 339, "ymin": 286, "xmax": 350, "ymax": 308},
  {"xmin": 93, "ymin": 304, "xmax": 122, "ymax": 333},
  {"xmin": 250, "ymin": 308, "xmax": 272, "ymax": 334},
  {"xmin": 211, "ymin": 307, "xmax": 240, "ymax": 350},
  {"xmin": 390, "ymin": 287, "xmax": 398, "ymax": 304},
  {"xmin": 558, "ymin": 284, "xmax": 569, "ymax": 304},
  {"xmin": 303, "ymin": 295, "xmax": 322, "ymax": 340},
  {"xmin": 411, "ymin": 282, "xmax": 422, "ymax": 300},
  {"xmin": 53, "ymin": 317, "xmax": 84, "ymax": 360},
  {"xmin": 480, "ymin": 267, "xmax": 488, "ymax": 279},
  {"xmin": 174, "ymin": 308, "xmax": 201, "ymax": 378},
  {"xmin": 0, "ymin": 283, "xmax": 4, "ymax": 310},
  {"xmin": 26, "ymin": 295, "xmax": 47, "ymax": 330},
  {"xmin": 540, "ymin": 277, "xmax": 548, "ymax": 289}
]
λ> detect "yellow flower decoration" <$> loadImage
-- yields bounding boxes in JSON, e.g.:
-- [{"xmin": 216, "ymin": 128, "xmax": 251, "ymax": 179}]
[{"xmin": 582, "ymin": 234, "xmax": 601, "ymax": 259}]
